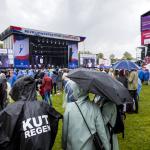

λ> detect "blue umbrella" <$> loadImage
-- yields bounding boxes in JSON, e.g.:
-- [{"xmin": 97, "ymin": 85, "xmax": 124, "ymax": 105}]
[{"xmin": 112, "ymin": 60, "xmax": 140, "ymax": 70}]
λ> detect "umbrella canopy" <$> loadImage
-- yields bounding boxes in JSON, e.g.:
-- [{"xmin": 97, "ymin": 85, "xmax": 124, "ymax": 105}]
[
  {"xmin": 112, "ymin": 60, "xmax": 140, "ymax": 70},
  {"xmin": 98, "ymin": 65, "xmax": 111, "ymax": 69},
  {"xmin": 67, "ymin": 68, "xmax": 132, "ymax": 105}
]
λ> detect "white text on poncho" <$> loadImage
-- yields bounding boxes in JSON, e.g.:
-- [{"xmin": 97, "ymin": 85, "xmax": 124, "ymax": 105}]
[{"xmin": 22, "ymin": 115, "xmax": 50, "ymax": 138}]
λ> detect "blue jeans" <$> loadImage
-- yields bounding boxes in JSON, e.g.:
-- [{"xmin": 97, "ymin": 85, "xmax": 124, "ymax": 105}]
[{"xmin": 44, "ymin": 91, "xmax": 52, "ymax": 106}]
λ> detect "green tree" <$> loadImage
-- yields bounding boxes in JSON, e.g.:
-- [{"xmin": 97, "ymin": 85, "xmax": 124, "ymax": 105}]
[
  {"xmin": 97, "ymin": 52, "xmax": 104, "ymax": 59},
  {"xmin": 109, "ymin": 54, "xmax": 117, "ymax": 64},
  {"xmin": 122, "ymin": 51, "xmax": 133, "ymax": 60},
  {"xmin": 0, "ymin": 43, "xmax": 3, "ymax": 48}
]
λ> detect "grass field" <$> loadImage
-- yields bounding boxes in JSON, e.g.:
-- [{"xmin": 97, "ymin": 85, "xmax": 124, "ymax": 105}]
[{"xmin": 51, "ymin": 85, "xmax": 150, "ymax": 150}]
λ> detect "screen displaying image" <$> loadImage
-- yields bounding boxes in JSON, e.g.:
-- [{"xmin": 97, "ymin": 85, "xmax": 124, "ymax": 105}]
[
  {"xmin": 80, "ymin": 54, "xmax": 96, "ymax": 68},
  {"xmin": 83, "ymin": 58, "xmax": 95, "ymax": 68}
]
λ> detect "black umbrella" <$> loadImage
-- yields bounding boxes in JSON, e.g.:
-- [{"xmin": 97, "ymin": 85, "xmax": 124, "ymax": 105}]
[{"xmin": 67, "ymin": 68, "xmax": 132, "ymax": 105}]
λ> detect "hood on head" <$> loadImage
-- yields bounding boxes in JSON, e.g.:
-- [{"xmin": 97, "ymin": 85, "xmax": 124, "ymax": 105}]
[
  {"xmin": 64, "ymin": 79, "xmax": 88, "ymax": 103},
  {"xmin": 9, "ymin": 76, "xmax": 37, "ymax": 101}
]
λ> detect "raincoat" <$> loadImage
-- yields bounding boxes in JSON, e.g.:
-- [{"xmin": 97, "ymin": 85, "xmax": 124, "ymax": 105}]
[
  {"xmin": 0, "ymin": 78, "xmax": 7, "ymax": 110},
  {"xmin": 101, "ymin": 102, "xmax": 119, "ymax": 150},
  {"xmin": 62, "ymin": 80, "xmax": 110, "ymax": 150},
  {"xmin": 17, "ymin": 70, "xmax": 24, "ymax": 79},
  {"xmin": 0, "ymin": 76, "xmax": 62, "ymax": 150},
  {"xmin": 9, "ymin": 71, "xmax": 17, "ymax": 87}
]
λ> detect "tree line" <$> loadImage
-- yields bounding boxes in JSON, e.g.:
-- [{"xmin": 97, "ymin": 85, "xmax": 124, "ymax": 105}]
[{"xmin": 79, "ymin": 51, "xmax": 134, "ymax": 64}]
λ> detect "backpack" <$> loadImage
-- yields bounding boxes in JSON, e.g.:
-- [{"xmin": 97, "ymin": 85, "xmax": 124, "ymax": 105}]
[
  {"xmin": 110, "ymin": 105, "xmax": 125, "ymax": 136},
  {"xmin": 106, "ymin": 104, "xmax": 126, "ymax": 150}
]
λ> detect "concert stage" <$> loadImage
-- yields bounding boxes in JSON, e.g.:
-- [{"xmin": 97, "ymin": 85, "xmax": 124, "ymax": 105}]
[{"xmin": 0, "ymin": 26, "xmax": 85, "ymax": 68}]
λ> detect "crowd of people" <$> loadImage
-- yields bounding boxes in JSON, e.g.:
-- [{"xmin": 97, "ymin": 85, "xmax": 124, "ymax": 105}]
[
  {"xmin": 0, "ymin": 66, "xmax": 148, "ymax": 150},
  {"xmin": 0, "ymin": 67, "xmax": 69, "ymax": 108}
]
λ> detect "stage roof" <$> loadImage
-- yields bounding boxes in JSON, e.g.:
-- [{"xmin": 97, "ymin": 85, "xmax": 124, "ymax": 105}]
[
  {"xmin": 141, "ymin": 10, "xmax": 150, "ymax": 17},
  {"xmin": 0, "ymin": 26, "xmax": 86, "ymax": 42}
]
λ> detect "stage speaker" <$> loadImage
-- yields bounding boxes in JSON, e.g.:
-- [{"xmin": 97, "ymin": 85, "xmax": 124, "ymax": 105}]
[
  {"xmin": 141, "ymin": 48, "xmax": 145, "ymax": 60},
  {"xmin": 147, "ymin": 45, "xmax": 150, "ymax": 56},
  {"xmin": 69, "ymin": 47, "xmax": 72, "ymax": 62}
]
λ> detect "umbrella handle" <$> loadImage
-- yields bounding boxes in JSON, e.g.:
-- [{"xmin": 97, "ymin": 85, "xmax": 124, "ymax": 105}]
[{"xmin": 93, "ymin": 94, "xmax": 97, "ymax": 101}]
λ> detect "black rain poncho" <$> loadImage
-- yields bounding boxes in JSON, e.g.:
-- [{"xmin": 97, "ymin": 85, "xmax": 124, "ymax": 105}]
[{"xmin": 0, "ymin": 76, "xmax": 62, "ymax": 150}]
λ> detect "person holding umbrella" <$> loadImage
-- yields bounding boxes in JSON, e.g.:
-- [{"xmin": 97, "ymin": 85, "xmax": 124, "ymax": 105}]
[
  {"xmin": 94, "ymin": 95, "xmax": 120, "ymax": 150},
  {"xmin": 62, "ymin": 79, "xmax": 110, "ymax": 150}
]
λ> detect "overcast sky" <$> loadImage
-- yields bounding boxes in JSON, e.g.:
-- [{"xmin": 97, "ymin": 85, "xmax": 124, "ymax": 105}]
[{"xmin": 0, "ymin": 0, "xmax": 150, "ymax": 58}]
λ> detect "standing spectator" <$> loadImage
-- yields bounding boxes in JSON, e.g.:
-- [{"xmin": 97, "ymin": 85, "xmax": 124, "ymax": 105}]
[
  {"xmin": 101, "ymin": 101, "xmax": 119, "ymax": 150},
  {"xmin": 9, "ymin": 70, "xmax": 17, "ymax": 87},
  {"xmin": 0, "ymin": 76, "xmax": 62, "ymax": 150},
  {"xmin": 113, "ymin": 70, "xmax": 119, "ymax": 79},
  {"xmin": 116, "ymin": 70, "xmax": 128, "ymax": 88},
  {"xmin": 28, "ymin": 69, "xmax": 35, "ymax": 78},
  {"xmin": 138, "ymin": 69, "xmax": 144, "ymax": 83},
  {"xmin": 108, "ymin": 68, "xmax": 115, "ymax": 78},
  {"xmin": 137, "ymin": 78, "xmax": 142, "ymax": 97},
  {"xmin": 128, "ymin": 69, "xmax": 138, "ymax": 113},
  {"xmin": 62, "ymin": 68, "xmax": 69, "ymax": 87},
  {"xmin": 57, "ymin": 70, "xmax": 63, "ymax": 92},
  {"xmin": 62, "ymin": 80, "xmax": 110, "ymax": 150},
  {"xmin": 17, "ymin": 70, "xmax": 24, "ymax": 79},
  {"xmin": 94, "ymin": 95, "xmax": 119, "ymax": 150},
  {"xmin": 42, "ymin": 73, "xmax": 53, "ymax": 105},
  {"xmin": 116, "ymin": 70, "xmax": 128, "ymax": 112},
  {"xmin": 0, "ymin": 78, "xmax": 7, "ymax": 110},
  {"xmin": 144, "ymin": 69, "xmax": 150, "ymax": 85},
  {"xmin": 39, "ymin": 83, "xmax": 45, "ymax": 100},
  {"xmin": 52, "ymin": 71, "xmax": 58, "ymax": 94}
]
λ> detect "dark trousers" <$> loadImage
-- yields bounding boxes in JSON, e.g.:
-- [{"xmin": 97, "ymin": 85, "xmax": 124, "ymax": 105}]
[
  {"xmin": 129, "ymin": 90, "xmax": 138, "ymax": 113},
  {"xmin": 53, "ymin": 83, "xmax": 57, "ymax": 94},
  {"xmin": 44, "ymin": 91, "xmax": 52, "ymax": 106}
]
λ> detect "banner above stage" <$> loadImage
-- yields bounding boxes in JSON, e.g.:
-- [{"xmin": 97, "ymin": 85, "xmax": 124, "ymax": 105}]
[{"xmin": 0, "ymin": 26, "xmax": 86, "ymax": 42}]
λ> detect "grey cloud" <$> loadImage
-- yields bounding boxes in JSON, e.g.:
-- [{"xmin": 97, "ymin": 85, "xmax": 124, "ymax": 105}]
[{"xmin": 0, "ymin": 0, "xmax": 150, "ymax": 58}]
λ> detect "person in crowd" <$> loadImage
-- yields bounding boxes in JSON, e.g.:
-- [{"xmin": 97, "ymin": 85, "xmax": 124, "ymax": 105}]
[
  {"xmin": 52, "ymin": 71, "xmax": 58, "ymax": 94},
  {"xmin": 0, "ymin": 71, "xmax": 13, "ymax": 103},
  {"xmin": 143, "ymin": 69, "xmax": 150, "ymax": 85},
  {"xmin": 108, "ymin": 68, "xmax": 115, "ymax": 78},
  {"xmin": 116, "ymin": 69, "xmax": 128, "ymax": 88},
  {"xmin": 62, "ymin": 68, "xmax": 69, "ymax": 87},
  {"xmin": 62, "ymin": 80, "xmax": 110, "ymax": 150},
  {"xmin": 39, "ymin": 82, "xmax": 45, "ymax": 100},
  {"xmin": 0, "ymin": 77, "xmax": 7, "ymax": 110},
  {"xmin": 6, "ymin": 70, "xmax": 11, "ymax": 80},
  {"xmin": 9, "ymin": 70, "xmax": 17, "ymax": 87},
  {"xmin": 42, "ymin": 73, "xmax": 53, "ymax": 105},
  {"xmin": 57, "ymin": 69, "xmax": 63, "ymax": 94},
  {"xmin": 116, "ymin": 69, "xmax": 128, "ymax": 112},
  {"xmin": 137, "ymin": 78, "xmax": 142, "ymax": 98},
  {"xmin": 128, "ymin": 69, "xmax": 139, "ymax": 113},
  {"xmin": 95, "ymin": 95, "xmax": 119, "ymax": 150},
  {"xmin": 113, "ymin": 70, "xmax": 119, "ymax": 79},
  {"xmin": 17, "ymin": 70, "xmax": 24, "ymax": 79},
  {"xmin": 28, "ymin": 69, "xmax": 35, "ymax": 78},
  {"xmin": 0, "ymin": 76, "xmax": 62, "ymax": 150},
  {"xmin": 138, "ymin": 69, "xmax": 144, "ymax": 83},
  {"xmin": 62, "ymin": 79, "xmax": 78, "ymax": 107}
]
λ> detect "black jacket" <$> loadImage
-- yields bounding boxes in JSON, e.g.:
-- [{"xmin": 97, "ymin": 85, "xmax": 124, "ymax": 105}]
[{"xmin": 0, "ymin": 76, "xmax": 62, "ymax": 150}]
